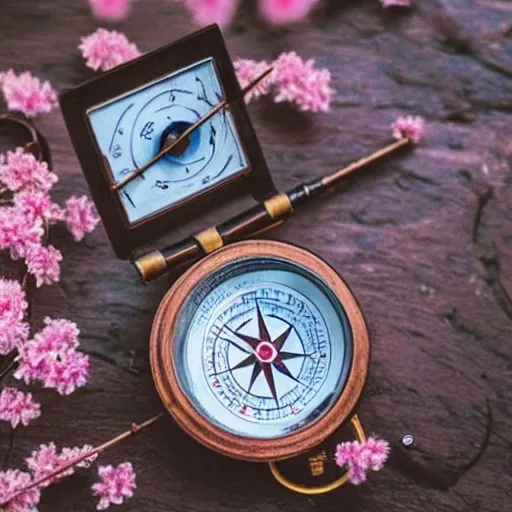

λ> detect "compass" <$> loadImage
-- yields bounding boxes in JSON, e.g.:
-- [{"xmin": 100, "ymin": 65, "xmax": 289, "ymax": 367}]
[
  {"xmin": 59, "ymin": 25, "xmax": 274, "ymax": 258},
  {"xmin": 151, "ymin": 240, "xmax": 369, "ymax": 462}
]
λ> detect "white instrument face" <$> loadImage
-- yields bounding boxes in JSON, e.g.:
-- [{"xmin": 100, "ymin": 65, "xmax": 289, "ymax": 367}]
[
  {"xmin": 87, "ymin": 59, "xmax": 247, "ymax": 224},
  {"xmin": 173, "ymin": 257, "xmax": 353, "ymax": 439}
]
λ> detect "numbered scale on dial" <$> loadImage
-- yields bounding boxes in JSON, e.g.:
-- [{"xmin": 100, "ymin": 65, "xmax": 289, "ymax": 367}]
[
  {"xmin": 150, "ymin": 241, "xmax": 369, "ymax": 461},
  {"xmin": 87, "ymin": 59, "xmax": 247, "ymax": 225}
]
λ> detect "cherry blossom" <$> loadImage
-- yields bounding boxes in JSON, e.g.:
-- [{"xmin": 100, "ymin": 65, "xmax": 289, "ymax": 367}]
[
  {"xmin": 0, "ymin": 206, "xmax": 44, "ymax": 260},
  {"xmin": 233, "ymin": 59, "xmax": 274, "ymax": 103},
  {"xmin": 26, "ymin": 442, "xmax": 97, "ymax": 487},
  {"xmin": 79, "ymin": 28, "xmax": 141, "ymax": 72},
  {"xmin": 0, "ymin": 69, "xmax": 57, "ymax": 118},
  {"xmin": 334, "ymin": 436, "xmax": 390, "ymax": 485},
  {"xmin": 25, "ymin": 244, "xmax": 62, "ymax": 287},
  {"xmin": 0, "ymin": 148, "xmax": 58, "ymax": 193},
  {"xmin": 0, "ymin": 278, "xmax": 29, "ymax": 355},
  {"xmin": 14, "ymin": 189, "xmax": 64, "ymax": 224},
  {"xmin": 184, "ymin": 0, "xmax": 239, "ymax": 28},
  {"xmin": 0, "ymin": 388, "xmax": 40, "ymax": 429},
  {"xmin": 391, "ymin": 115, "xmax": 425, "ymax": 144},
  {"xmin": 88, "ymin": 0, "xmax": 131, "ymax": 21},
  {"xmin": 91, "ymin": 462, "xmax": 136, "ymax": 510},
  {"xmin": 379, "ymin": 0, "xmax": 411, "ymax": 7},
  {"xmin": 0, "ymin": 469, "xmax": 40, "ymax": 512},
  {"xmin": 259, "ymin": 0, "xmax": 320, "ymax": 25},
  {"xmin": 272, "ymin": 52, "xmax": 335, "ymax": 112},
  {"xmin": 15, "ymin": 317, "xmax": 90, "ymax": 395},
  {"xmin": 64, "ymin": 195, "xmax": 100, "ymax": 242}
]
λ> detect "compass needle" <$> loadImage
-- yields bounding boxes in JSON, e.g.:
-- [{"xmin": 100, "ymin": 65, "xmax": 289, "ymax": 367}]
[
  {"xmin": 273, "ymin": 325, "xmax": 293, "ymax": 351},
  {"xmin": 247, "ymin": 362, "xmax": 263, "ymax": 392},
  {"xmin": 256, "ymin": 302, "xmax": 271, "ymax": 342},
  {"xmin": 262, "ymin": 364, "xmax": 279, "ymax": 406}
]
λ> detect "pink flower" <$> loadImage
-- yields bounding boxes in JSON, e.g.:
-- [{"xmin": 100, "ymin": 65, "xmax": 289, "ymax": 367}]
[
  {"xmin": 0, "ymin": 469, "xmax": 40, "ymax": 512},
  {"xmin": 0, "ymin": 278, "xmax": 29, "ymax": 355},
  {"xmin": 64, "ymin": 195, "xmax": 100, "ymax": 242},
  {"xmin": 347, "ymin": 463, "xmax": 367, "ymax": 485},
  {"xmin": 359, "ymin": 436, "xmax": 390, "ymax": 471},
  {"xmin": 234, "ymin": 59, "xmax": 274, "ymax": 103},
  {"xmin": 184, "ymin": 0, "xmax": 239, "ymax": 28},
  {"xmin": 0, "ymin": 207, "xmax": 44, "ymax": 261},
  {"xmin": 334, "ymin": 440, "xmax": 362, "ymax": 468},
  {"xmin": 0, "ymin": 388, "xmax": 40, "ymax": 428},
  {"xmin": 334, "ymin": 436, "xmax": 390, "ymax": 485},
  {"xmin": 25, "ymin": 244, "xmax": 62, "ymax": 287},
  {"xmin": 15, "ymin": 317, "xmax": 89, "ymax": 395},
  {"xmin": 79, "ymin": 29, "xmax": 141, "ymax": 72},
  {"xmin": 88, "ymin": 0, "xmax": 131, "ymax": 21},
  {"xmin": 26, "ymin": 443, "xmax": 97, "ymax": 487},
  {"xmin": 0, "ymin": 148, "xmax": 58, "ymax": 193},
  {"xmin": 91, "ymin": 462, "xmax": 136, "ymax": 510},
  {"xmin": 259, "ymin": 0, "xmax": 320, "ymax": 25},
  {"xmin": 391, "ymin": 115, "xmax": 425, "ymax": 144},
  {"xmin": 0, "ymin": 69, "xmax": 57, "ymax": 118},
  {"xmin": 379, "ymin": 0, "xmax": 411, "ymax": 7},
  {"xmin": 272, "ymin": 52, "xmax": 335, "ymax": 112},
  {"xmin": 14, "ymin": 189, "xmax": 64, "ymax": 224}
]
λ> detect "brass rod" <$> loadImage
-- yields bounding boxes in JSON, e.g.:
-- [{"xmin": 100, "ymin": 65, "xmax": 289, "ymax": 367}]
[
  {"xmin": 112, "ymin": 67, "xmax": 273, "ymax": 192},
  {"xmin": 321, "ymin": 137, "xmax": 410, "ymax": 187}
]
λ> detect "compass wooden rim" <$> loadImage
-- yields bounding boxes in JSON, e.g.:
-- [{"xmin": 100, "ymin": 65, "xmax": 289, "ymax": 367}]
[{"xmin": 150, "ymin": 240, "xmax": 370, "ymax": 462}]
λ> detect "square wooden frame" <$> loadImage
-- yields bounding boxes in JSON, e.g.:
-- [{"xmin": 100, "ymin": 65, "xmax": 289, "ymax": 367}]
[{"xmin": 59, "ymin": 24, "xmax": 275, "ymax": 259}]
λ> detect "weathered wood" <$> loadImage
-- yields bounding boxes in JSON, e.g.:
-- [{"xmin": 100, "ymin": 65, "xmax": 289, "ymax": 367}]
[{"xmin": 1, "ymin": 1, "xmax": 511, "ymax": 511}]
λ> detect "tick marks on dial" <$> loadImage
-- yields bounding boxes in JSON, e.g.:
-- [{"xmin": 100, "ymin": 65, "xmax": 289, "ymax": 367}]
[
  {"xmin": 140, "ymin": 121, "xmax": 155, "ymax": 140},
  {"xmin": 122, "ymin": 190, "xmax": 135, "ymax": 208},
  {"xmin": 112, "ymin": 144, "xmax": 122, "ymax": 159},
  {"xmin": 196, "ymin": 76, "xmax": 214, "ymax": 107},
  {"xmin": 168, "ymin": 88, "xmax": 193, "ymax": 102},
  {"xmin": 108, "ymin": 102, "xmax": 133, "ymax": 154}
]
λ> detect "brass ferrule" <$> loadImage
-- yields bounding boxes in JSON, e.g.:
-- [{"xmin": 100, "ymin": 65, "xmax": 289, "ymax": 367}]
[{"xmin": 133, "ymin": 250, "xmax": 167, "ymax": 283}]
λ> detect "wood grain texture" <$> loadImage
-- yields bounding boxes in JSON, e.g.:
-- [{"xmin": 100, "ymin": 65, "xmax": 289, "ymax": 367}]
[{"xmin": 1, "ymin": 1, "xmax": 511, "ymax": 511}]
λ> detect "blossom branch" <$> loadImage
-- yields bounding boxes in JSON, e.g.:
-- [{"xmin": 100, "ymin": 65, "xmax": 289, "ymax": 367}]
[{"xmin": 3, "ymin": 412, "xmax": 163, "ymax": 505}]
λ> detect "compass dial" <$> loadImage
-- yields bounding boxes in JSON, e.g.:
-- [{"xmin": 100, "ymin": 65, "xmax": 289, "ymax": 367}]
[
  {"xmin": 85, "ymin": 58, "xmax": 247, "ymax": 225},
  {"xmin": 173, "ymin": 257, "xmax": 353, "ymax": 439}
]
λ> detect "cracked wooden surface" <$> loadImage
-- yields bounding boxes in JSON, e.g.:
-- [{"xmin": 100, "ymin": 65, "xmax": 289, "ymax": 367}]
[{"xmin": 1, "ymin": 1, "xmax": 511, "ymax": 511}]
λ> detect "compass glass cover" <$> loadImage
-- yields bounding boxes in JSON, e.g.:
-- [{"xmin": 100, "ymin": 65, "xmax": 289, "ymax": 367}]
[
  {"xmin": 173, "ymin": 257, "xmax": 353, "ymax": 439},
  {"xmin": 86, "ymin": 58, "xmax": 248, "ymax": 225}
]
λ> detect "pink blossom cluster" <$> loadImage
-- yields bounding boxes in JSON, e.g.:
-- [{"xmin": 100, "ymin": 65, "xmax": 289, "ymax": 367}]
[
  {"xmin": 0, "ymin": 278, "xmax": 29, "ymax": 354},
  {"xmin": 0, "ymin": 148, "xmax": 99, "ymax": 286},
  {"xmin": 391, "ymin": 115, "xmax": 425, "ymax": 144},
  {"xmin": 92, "ymin": 462, "xmax": 136, "ymax": 510},
  {"xmin": 0, "ymin": 69, "xmax": 58, "ymax": 118},
  {"xmin": 334, "ymin": 436, "xmax": 390, "ymax": 485},
  {"xmin": 234, "ymin": 52, "xmax": 335, "ymax": 112},
  {"xmin": 0, "ymin": 388, "xmax": 40, "ymax": 428},
  {"xmin": 26, "ymin": 442, "xmax": 97, "ymax": 486},
  {"xmin": 79, "ymin": 28, "xmax": 142, "ymax": 72},
  {"xmin": 0, "ymin": 454, "xmax": 135, "ymax": 511},
  {"xmin": 183, "ymin": 0, "xmax": 322, "ymax": 28},
  {"xmin": 0, "ymin": 469, "xmax": 41, "ymax": 512},
  {"xmin": 15, "ymin": 317, "xmax": 90, "ymax": 395},
  {"xmin": 88, "ymin": 0, "xmax": 131, "ymax": 21}
]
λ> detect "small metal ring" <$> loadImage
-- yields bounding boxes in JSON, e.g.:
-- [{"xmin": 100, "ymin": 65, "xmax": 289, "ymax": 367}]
[
  {"xmin": 268, "ymin": 414, "xmax": 367, "ymax": 495},
  {"xmin": 0, "ymin": 113, "xmax": 51, "ymax": 165}
]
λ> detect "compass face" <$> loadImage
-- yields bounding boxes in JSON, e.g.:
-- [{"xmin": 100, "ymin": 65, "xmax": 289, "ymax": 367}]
[
  {"xmin": 173, "ymin": 257, "xmax": 353, "ymax": 439},
  {"xmin": 86, "ymin": 58, "xmax": 247, "ymax": 225}
]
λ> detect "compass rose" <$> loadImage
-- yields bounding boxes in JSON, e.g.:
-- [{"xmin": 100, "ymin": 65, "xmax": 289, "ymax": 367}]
[{"xmin": 220, "ymin": 302, "xmax": 312, "ymax": 406}]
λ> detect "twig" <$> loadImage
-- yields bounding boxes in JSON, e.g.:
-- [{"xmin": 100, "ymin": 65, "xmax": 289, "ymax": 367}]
[
  {"xmin": 3, "ymin": 412, "xmax": 164, "ymax": 505},
  {"xmin": 0, "ymin": 357, "xmax": 17, "ymax": 383}
]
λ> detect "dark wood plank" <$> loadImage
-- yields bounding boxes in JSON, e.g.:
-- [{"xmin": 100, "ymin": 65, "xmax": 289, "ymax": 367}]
[{"xmin": 1, "ymin": 1, "xmax": 512, "ymax": 511}]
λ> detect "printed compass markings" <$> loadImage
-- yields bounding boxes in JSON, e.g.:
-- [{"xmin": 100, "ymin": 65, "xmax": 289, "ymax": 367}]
[{"xmin": 218, "ymin": 301, "xmax": 314, "ymax": 407}]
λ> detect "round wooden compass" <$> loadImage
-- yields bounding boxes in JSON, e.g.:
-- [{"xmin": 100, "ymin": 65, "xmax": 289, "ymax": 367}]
[{"xmin": 150, "ymin": 240, "xmax": 370, "ymax": 463}]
